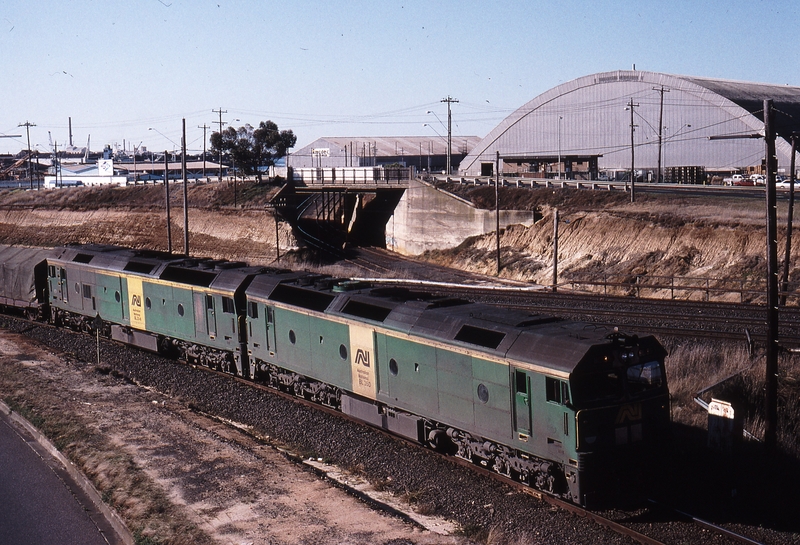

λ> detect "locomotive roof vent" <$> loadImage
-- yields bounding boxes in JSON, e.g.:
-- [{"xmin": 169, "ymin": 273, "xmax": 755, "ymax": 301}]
[
  {"xmin": 72, "ymin": 253, "xmax": 94, "ymax": 263},
  {"xmin": 269, "ymin": 283, "xmax": 335, "ymax": 312},
  {"xmin": 295, "ymin": 273, "xmax": 331, "ymax": 287},
  {"xmin": 123, "ymin": 261, "xmax": 156, "ymax": 274},
  {"xmin": 340, "ymin": 299, "xmax": 393, "ymax": 323},
  {"xmin": 425, "ymin": 297, "xmax": 469, "ymax": 309},
  {"xmin": 333, "ymin": 280, "xmax": 369, "ymax": 292},
  {"xmin": 215, "ymin": 261, "xmax": 247, "ymax": 270},
  {"xmin": 454, "ymin": 324, "xmax": 506, "ymax": 349}
]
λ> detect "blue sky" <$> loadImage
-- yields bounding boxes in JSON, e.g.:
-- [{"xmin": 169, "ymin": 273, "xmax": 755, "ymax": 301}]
[{"xmin": 1, "ymin": 0, "xmax": 798, "ymax": 155}]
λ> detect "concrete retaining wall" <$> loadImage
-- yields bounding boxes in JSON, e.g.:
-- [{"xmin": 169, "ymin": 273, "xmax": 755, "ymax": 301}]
[{"xmin": 386, "ymin": 179, "xmax": 537, "ymax": 255}]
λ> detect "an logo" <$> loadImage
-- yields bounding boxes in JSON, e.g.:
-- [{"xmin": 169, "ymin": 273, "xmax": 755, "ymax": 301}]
[
  {"xmin": 615, "ymin": 403, "xmax": 642, "ymax": 424},
  {"xmin": 355, "ymin": 348, "xmax": 370, "ymax": 368},
  {"xmin": 131, "ymin": 294, "xmax": 142, "ymax": 307}
]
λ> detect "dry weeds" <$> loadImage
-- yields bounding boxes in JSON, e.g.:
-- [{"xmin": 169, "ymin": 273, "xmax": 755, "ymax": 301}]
[{"xmin": 664, "ymin": 337, "xmax": 800, "ymax": 458}]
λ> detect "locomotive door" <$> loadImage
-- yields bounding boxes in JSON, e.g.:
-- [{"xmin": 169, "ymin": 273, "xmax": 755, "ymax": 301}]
[
  {"xmin": 513, "ymin": 369, "xmax": 532, "ymax": 437},
  {"xmin": 265, "ymin": 306, "xmax": 276, "ymax": 351},
  {"xmin": 206, "ymin": 294, "xmax": 217, "ymax": 339},
  {"xmin": 59, "ymin": 267, "xmax": 68, "ymax": 302}
]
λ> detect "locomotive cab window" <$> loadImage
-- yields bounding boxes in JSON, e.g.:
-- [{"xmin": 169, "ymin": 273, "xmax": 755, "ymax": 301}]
[
  {"xmin": 247, "ymin": 301, "xmax": 258, "ymax": 319},
  {"xmin": 222, "ymin": 296, "xmax": 235, "ymax": 314},
  {"xmin": 626, "ymin": 361, "xmax": 663, "ymax": 393},
  {"xmin": 546, "ymin": 377, "xmax": 570, "ymax": 405},
  {"xmin": 82, "ymin": 284, "xmax": 92, "ymax": 298}
]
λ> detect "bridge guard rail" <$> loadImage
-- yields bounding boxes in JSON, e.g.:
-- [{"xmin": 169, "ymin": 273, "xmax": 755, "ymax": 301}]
[{"xmin": 292, "ymin": 166, "xmax": 414, "ymax": 185}]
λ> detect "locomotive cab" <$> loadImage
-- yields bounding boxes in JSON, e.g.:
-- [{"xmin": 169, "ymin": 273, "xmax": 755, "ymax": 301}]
[{"xmin": 569, "ymin": 333, "xmax": 670, "ymax": 505}]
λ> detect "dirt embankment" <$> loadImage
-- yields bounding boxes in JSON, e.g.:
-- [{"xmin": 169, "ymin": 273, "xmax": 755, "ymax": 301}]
[
  {"xmin": 425, "ymin": 184, "xmax": 789, "ymax": 293},
  {"xmin": 0, "ymin": 183, "xmax": 296, "ymax": 266},
  {"xmin": 0, "ymin": 182, "xmax": 790, "ymax": 290}
]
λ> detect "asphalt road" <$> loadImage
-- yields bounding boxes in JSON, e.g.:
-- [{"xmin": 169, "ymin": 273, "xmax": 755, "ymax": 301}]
[{"xmin": 0, "ymin": 410, "xmax": 116, "ymax": 545}]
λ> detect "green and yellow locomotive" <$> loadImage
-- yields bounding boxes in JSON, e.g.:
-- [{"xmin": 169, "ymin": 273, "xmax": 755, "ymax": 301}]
[{"xmin": 6, "ymin": 243, "xmax": 670, "ymax": 506}]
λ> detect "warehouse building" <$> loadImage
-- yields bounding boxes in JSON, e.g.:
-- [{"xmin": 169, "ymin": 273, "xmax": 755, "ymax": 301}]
[
  {"xmin": 459, "ymin": 70, "xmax": 800, "ymax": 182},
  {"xmin": 290, "ymin": 136, "xmax": 481, "ymax": 174}
]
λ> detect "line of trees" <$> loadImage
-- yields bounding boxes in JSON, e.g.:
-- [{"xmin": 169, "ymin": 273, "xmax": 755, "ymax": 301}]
[{"xmin": 210, "ymin": 120, "xmax": 296, "ymax": 182}]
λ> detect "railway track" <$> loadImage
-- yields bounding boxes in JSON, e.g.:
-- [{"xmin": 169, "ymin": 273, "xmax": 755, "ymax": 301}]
[
  {"xmin": 191, "ymin": 351, "xmax": 767, "ymax": 545},
  {"xmin": 321, "ymin": 246, "xmax": 800, "ymax": 346},
  {"xmin": 3, "ymin": 313, "xmax": 790, "ymax": 544},
  {"xmin": 362, "ymin": 276, "xmax": 800, "ymax": 345}
]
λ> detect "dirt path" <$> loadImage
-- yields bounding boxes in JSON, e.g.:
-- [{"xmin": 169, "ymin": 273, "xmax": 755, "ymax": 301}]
[{"xmin": 0, "ymin": 329, "xmax": 466, "ymax": 545}]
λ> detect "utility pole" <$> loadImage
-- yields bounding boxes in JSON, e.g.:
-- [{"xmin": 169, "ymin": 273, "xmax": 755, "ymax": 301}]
[
  {"xmin": 557, "ymin": 115, "xmax": 563, "ymax": 180},
  {"xmin": 442, "ymin": 96, "xmax": 458, "ymax": 176},
  {"xmin": 707, "ymin": 110, "xmax": 780, "ymax": 451},
  {"xmin": 781, "ymin": 135, "xmax": 798, "ymax": 306},
  {"xmin": 764, "ymin": 99, "xmax": 779, "ymax": 452},
  {"xmin": 164, "ymin": 151, "xmax": 172, "ymax": 253},
  {"xmin": 182, "ymin": 118, "xmax": 189, "ymax": 256},
  {"xmin": 53, "ymin": 140, "xmax": 60, "ymax": 188},
  {"xmin": 653, "ymin": 86, "xmax": 670, "ymax": 183},
  {"xmin": 212, "ymin": 107, "xmax": 227, "ymax": 182},
  {"xmin": 495, "ymin": 151, "xmax": 501, "ymax": 275},
  {"xmin": 19, "ymin": 121, "xmax": 36, "ymax": 189},
  {"xmin": 198, "ymin": 123, "xmax": 210, "ymax": 180},
  {"xmin": 626, "ymin": 99, "xmax": 639, "ymax": 203},
  {"xmin": 553, "ymin": 209, "xmax": 559, "ymax": 293}
]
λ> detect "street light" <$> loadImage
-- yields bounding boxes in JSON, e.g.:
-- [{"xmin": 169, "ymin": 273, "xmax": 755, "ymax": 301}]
[
  {"xmin": 423, "ymin": 123, "xmax": 449, "ymax": 174},
  {"xmin": 663, "ymin": 124, "xmax": 691, "ymax": 181},
  {"xmin": 557, "ymin": 115, "xmax": 563, "ymax": 180},
  {"xmin": 148, "ymin": 127, "xmax": 179, "ymax": 155},
  {"xmin": 422, "ymin": 123, "xmax": 446, "ymax": 141}
]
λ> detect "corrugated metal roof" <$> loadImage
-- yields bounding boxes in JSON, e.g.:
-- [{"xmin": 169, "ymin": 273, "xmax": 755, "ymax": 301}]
[
  {"xmin": 460, "ymin": 70, "xmax": 800, "ymax": 176},
  {"xmin": 294, "ymin": 136, "xmax": 482, "ymax": 158}
]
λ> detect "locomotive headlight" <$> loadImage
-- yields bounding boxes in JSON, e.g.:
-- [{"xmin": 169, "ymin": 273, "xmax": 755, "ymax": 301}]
[{"xmin": 620, "ymin": 350, "xmax": 635, "ymax": 361}]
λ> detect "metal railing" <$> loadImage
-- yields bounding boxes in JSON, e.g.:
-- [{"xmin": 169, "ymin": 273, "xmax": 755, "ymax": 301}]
[
  {"xmin": 292, "ymin": 166, "xmax": 414, "ymax": 185},
  {"xmin": 565, "ymin": 274, "xmax": 799, "ymax": 305},
  {"xmin": 429, "ymin": 176, "xmax": 627, "ymax": 191}
]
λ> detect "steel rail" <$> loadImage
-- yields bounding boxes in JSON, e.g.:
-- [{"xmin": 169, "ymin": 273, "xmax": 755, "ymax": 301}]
[
  {"xmin": 3, "ymin": 313, "xmax": 770, "ymax": 545},
  {"xmin": 646, "ymin": 499, "xmax": 765, "ymax": 545}
]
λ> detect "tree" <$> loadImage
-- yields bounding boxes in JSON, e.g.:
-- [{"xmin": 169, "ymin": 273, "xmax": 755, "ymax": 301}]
[{"xmin": 210, "ymin": 121, "xmax": 296, "ymax": 182}]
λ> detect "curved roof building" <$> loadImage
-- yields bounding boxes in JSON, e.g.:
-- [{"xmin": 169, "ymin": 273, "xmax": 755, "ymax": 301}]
[{"xmin": 459, "ymin": 70, "xmax": 800, "ymax": 180}]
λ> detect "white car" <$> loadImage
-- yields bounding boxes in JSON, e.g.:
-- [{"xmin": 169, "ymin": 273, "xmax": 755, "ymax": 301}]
[{"xmin": 777, "ymin": 178, "xmax": 798, "ymax": 189}]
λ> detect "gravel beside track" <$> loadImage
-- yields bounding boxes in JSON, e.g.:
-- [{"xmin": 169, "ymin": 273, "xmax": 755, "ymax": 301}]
[{"xmin": 2, "ymin": 315, "xmax": 799, "ymax": 544}]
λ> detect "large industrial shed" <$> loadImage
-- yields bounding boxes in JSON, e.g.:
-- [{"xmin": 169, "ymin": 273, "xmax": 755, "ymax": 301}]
[
  {"xmin": 291, "ymin": 136, "xmax": 481, "ymax": 173},
  {"xmin": 459, "ymin": 70, "xmax": 800, "ymax": 182}
]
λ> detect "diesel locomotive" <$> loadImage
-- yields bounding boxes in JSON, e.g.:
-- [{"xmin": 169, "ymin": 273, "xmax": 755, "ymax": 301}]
[{"xmin": 1, "ymin": 243, "xmax": 671, "ymax": 507}]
